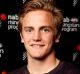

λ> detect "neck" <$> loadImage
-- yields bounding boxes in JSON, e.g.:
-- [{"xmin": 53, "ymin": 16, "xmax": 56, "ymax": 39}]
[{"xmin": 27, "ymin": 52, "xmax": 60, "ymax": 74}]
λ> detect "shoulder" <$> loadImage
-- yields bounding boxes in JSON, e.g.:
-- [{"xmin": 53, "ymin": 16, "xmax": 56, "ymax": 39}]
[
  {"xmin": 7, "ymin": 65, "xmax": 29, "ymax": 74},
  {"xmin": 61, "ymin": 61, "xmax": 80, "ymax": 74}
]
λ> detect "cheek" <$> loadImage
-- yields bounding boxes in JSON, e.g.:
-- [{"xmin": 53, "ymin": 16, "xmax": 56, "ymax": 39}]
[
  {"xmin": 21, "ymin": 33, "xmax": 31, "ymax": 43},
  {"xmin": 42, "ymin": 34, "xmax": 54, "ymax": 44}
]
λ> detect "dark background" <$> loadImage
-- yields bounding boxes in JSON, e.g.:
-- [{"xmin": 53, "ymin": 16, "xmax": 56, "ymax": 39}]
[{"xmin": 0, "ymin": 0, "xmax": 80, "ymax": 73}]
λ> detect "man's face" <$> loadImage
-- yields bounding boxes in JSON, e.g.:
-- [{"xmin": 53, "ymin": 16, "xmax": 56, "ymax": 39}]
[{"xmin": 20, "ymin": 10, "xmax": 60, "ymax": 59}]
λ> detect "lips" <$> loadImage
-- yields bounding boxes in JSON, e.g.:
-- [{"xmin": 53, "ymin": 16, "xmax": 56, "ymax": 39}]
[{"xmin": 30, "ymin": 44, "xmax": 45, "ymax": 47}]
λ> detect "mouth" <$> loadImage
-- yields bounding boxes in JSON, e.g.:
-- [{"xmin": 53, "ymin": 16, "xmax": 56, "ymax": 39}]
[{"xmin": 30, "ymin": 44, "xmax": 45, "ymax": 48}]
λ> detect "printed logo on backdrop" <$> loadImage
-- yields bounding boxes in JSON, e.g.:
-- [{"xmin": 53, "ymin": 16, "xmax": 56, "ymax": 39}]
[
  {"xmin": 0, "ymin": 13, "xmax": 7, "ymax": 28},
  {"xmin": 73, "ymin": 44, "xmax": 80, "ymax": 61},
  {"xmin": 22, "ymin": 0, "xmax": 26, "ymax": 3},
  {"xmin": 23, "ymin": 51, "xmax": 27, "ymax": 61},
  {"xmin": 1, "ymin": 70, "xmax": 7, "ymax": 74},
  {"xmin": 0, "ymin": 43, "xmax": 4, "ymax": 58},
  {"xmin": 8, "ymin": 14, "xmax": 19, "ymax": 30},
  {"xmin": 62, "ymin": 17, "xmax": 80, "ymax": 32},
  {"xmin": 73, "ymin": 0, "xmax": 78, "ymax": 7}
]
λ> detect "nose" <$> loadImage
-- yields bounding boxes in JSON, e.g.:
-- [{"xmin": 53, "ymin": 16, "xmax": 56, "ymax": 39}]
[{"xmin": 33, "ymin": 31, "xmax": 41, "ymax": 41}]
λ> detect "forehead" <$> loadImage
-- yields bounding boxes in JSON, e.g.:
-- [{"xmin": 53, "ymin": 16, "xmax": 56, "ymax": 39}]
[
  {"xmin": 25, "ymin": 10, "xmax": 53, "ymax": 18},
  {"xmin": 21, "ymin": 10, "xmax": 55, "ymax": 28},
  {"xmin": 22, "ymin": 10, "xmax": 53, "ymax": 22}
]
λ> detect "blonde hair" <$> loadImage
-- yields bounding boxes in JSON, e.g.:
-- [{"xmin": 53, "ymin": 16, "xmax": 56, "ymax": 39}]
[{"xmin": 18, "ymin": 0, "xmax": 63, "ymax": 34}]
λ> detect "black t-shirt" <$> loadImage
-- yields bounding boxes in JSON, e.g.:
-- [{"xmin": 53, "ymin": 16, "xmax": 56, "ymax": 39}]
[{"xmin": 8, "ymin": 61, "xmax": 80, "ymax": 74}]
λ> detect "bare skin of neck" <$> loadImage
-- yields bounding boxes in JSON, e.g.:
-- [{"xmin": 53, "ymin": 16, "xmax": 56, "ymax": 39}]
[{"xmin": 27, "ymin": 52, "xmax": 60, "ymax": 74}]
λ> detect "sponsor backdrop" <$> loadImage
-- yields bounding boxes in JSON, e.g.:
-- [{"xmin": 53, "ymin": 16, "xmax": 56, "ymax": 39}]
[{"xmin": 0, "ymin": 0, "xmax": 80, "ymax": 73}]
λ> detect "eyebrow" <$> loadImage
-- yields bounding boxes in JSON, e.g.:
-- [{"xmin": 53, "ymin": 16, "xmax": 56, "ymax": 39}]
[
  {"xmin": 40, "ymin": 26, "xmax": 53, "ymax": 30},
  {"xmin": 23, "ymin": 26, "xmax": 53, "ymax": 30},
  {"xmin": 24, "ymin": 26, "xmax": 34, "ymax": 30}
]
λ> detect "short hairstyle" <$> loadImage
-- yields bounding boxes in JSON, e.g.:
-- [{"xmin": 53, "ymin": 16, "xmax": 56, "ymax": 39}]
[{"xmin": 18, "ymin": 0, "xmax": 63, "ymax": 34}]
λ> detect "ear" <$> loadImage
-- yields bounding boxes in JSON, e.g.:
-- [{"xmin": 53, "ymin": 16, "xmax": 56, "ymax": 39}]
[
  {"xmin": 55, "ymin": 34, "xmax": 61, "ymax": 43},
  {"xmin": 20, "ymin": 33, "xmax": 24, "ymax": 43}
]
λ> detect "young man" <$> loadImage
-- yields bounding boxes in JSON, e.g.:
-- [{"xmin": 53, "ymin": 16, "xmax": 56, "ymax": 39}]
[{"xmin": 8, "ymin": 0, "xmax": 80, "ymax": 74}]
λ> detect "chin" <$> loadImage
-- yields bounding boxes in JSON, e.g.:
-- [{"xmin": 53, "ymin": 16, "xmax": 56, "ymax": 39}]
[{"xmin": 31, "ymin": 53, "xmax": 49, "ymax": 60}]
